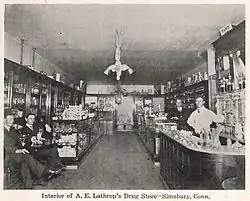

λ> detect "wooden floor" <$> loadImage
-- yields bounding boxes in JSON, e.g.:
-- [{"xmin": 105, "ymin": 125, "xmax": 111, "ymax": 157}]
[{"xmin": 37, "ymin": 131, "xmax": 164, "ymax": 189}]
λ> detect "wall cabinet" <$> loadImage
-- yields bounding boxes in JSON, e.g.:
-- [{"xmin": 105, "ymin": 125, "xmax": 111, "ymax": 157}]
[
  {"xmin": 4, "ymin": 58, "xmax": 85, "ymax": 125},
  {"xmin": 165, "ymin": 80, "xmax": 209, "ymax": 112}
]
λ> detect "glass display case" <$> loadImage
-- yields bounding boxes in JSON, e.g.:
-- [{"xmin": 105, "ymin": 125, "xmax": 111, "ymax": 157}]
[
  {"xmin": 4, "ymin": 58, "xmax": 85, "ymax": 125},
  {"xmin": 63, "ymin": 91, "xmax": 72, "ymax": 106},
  {"xmin": 28, "ymin": 76, "xmax": 40, "ymax": 116},
  {"xmin": 40, "ymin": 82, "xmax": 50, "ymax": 120},
  {"xmin": 97, "ymin": 95, "xmax": 115, "ymax": 135},
  {"xmin": 50, "ymin": 85, "xmax": 57, "ymax": 120},
  {"xmin": 12, "ymin": 68, "xmax": 27, "ymax": 114},
  {"xmin": 54, "ymin": 120, "xmax": 78, "ymax": 160},
  {"xmin": 212, "ymin": 20, "xmax": 245, "ymax": 146},
  {"xmin": 4, "ymin": 70, "xmax": 12, "ymax": 108},
  {"xmin": 53, "ymin": 118, "xmax": 102, "ymax": 167}
]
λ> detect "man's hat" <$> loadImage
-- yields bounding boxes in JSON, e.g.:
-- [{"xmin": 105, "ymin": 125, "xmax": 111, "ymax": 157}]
[{"xmin": 4, "ymin": 109, "xmax": 14, "ymax": 118}]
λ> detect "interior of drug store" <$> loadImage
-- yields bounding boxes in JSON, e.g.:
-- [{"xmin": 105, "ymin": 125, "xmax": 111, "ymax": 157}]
[{"xmin": 3, "ymin": 4, "xmax": 245, "ymax": 190}]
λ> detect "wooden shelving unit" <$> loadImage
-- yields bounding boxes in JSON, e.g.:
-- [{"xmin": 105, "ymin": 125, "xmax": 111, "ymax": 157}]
[
  {"xmin": 4, "ymin": 58, "xmax": 86, "ymax": 124},
  {"xmin": 165, "ymin": 80, "xmax": 209, "ymax": 112},
  {"xmin": 211, "ymin": 20, "xmax": 245, "ymax": 145}
]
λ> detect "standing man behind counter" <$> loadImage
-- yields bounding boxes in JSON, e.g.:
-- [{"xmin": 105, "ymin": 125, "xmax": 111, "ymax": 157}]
[
  {"xmin": 167, "ymin": 99, "xmax": 192, "ymax": 131},
  {"xmin": 187, "ymin": 97, "xmax": 224, "ymax": 134}
]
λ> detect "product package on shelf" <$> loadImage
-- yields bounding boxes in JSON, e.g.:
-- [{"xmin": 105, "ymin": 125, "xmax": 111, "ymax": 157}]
[
  {"xmin": 53, "ymin": 105, "xmax": 89, "ymax": 120},
  {"xmin": 58, "ymin": 146, "xmax": 76, "ymax": 157},
  {"xmin": 53, "ymin": 123, "xmax": 78, "ymax": 133},
  {"xmin": 61, "ymin": 105, "xmax": 82, "ymax": 120},
  {"xmin": 13, "ymin": 84, "xmax": 26, "ymax": 94}
]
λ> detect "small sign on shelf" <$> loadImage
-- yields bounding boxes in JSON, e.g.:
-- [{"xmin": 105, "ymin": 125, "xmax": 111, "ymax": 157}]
[{"xmin": 219, "ymin": 23, "xmax": 233, "ymax": 36}]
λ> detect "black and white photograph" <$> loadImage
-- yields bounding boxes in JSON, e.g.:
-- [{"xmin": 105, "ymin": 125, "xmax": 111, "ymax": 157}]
[{"xmin": 2, "ymin": 2, "xmax": 246, "ymax": 194}]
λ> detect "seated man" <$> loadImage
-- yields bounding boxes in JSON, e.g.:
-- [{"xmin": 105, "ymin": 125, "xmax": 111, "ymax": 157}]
[
  {"xmin": 4, "ymin": 109, "xmax": 58, "ymax": 189},
  {"xmin": 19, "ymin": 113, "xmax": 64, "ymax": 172}
]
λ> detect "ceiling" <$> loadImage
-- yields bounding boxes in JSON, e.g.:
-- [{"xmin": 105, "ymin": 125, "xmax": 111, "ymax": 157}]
[{"xmin": 4, "ymin": 4, "xmax": 245, "ymax": 84}]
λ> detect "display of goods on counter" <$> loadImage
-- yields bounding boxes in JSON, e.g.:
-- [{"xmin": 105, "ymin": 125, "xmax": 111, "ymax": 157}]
[
  {"xmin": 217, "ymin": 123, "xmax": 244, "ymax": 142},
  {"xmin": 53, "ymin": 105, "xmax": 65, "ymax": 119},
  {"xmin": 156, "ymin": 122, "xmax": 177, "ymax": 133},
  {"xmin": 161, "ymin": 127, "xmax": 245, "ymax": 154},
  {"xmin": 52, "ymin": 105, "xmax": 90, "ymax": 120},
  {"xmin": 58, "ymin": 134, "xmax": 77, "ymax": 146},
  {"xmin": 58, "ymin": 146, "xmax": 76, "ymax": 157},
  {"xmin": 61, "ymin": 105, "xmax": 84, "ymax": 120},
  {"xmin": 53, "ymin": 123, "xmax": 78, "ymax": 133}
]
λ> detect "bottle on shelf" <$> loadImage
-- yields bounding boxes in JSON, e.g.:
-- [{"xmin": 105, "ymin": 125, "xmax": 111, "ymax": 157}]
[
  {"xmin": 219, "ymin": 78, "xmax": 225, "ymax": 93},
  {"xmin": 204, "ymin": 72, "xmax": 208, "ymax": 80},
  {"xmin": 31, "ymin": 83, "xmax": 40, "ymax": 95},
  {"xmin": 225, "ymin": 77, "xmax": 229, "ymax": 92},
  {"xmin": 227, "ymin": 75, "xmax": 233, "ymax": 92},
  {"xmin": 238, "ymin": 73, "xmax": 245, "ymax": 90}
]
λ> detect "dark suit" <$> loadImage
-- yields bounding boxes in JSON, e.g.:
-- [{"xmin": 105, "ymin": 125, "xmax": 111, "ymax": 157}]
[
  {"xmin": 4, "ymin": 128, "xmax": 46, "ymax": 189},
  {"xmin": 19, "ymin": 125, "xmax": 63, "ymax": 171},
  {"xmin": 168, "ymin": 107, "xmax": 192, "ymax": 131}
]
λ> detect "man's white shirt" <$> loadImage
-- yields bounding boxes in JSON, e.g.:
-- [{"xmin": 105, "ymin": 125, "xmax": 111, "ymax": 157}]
[{"xmin": 187, "ymin": 106, "xmax": 224, "ymax": 133}]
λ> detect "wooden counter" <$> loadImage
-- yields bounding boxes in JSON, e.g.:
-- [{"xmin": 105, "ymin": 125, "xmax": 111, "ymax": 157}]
[
  {"xmin": 135, "ymin": 115, "xmax": 157, "ymax": 160},
  {"xmin": 159, "ymin": 130, "xmax": 245, "ymax": 189}
]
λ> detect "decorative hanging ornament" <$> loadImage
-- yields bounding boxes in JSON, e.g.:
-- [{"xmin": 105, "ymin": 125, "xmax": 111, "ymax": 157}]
[{"xmin": 104, "ymin": 30, "xmax": 134, "ymax": 81}]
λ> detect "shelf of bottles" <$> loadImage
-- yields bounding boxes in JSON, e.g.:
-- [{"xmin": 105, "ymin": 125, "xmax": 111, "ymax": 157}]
[
  {"xmin": 4, "ymin": 59, "xmax": 86, "ymax": 127},
  {"xmin": 28, "ymin": 76, "xmax": 40, "ymax": 116},
  {"xmin": 50, "ymin": 86, "xmax": 57, "ymax": 121},
  {"xmin": 165, "ymin": 71, "xmax": 208, "ymax": 94},
  {"xmin": 72, "ymin": 92, "xmax": 82, "ymax": 106},
  {"xmin": 12, "ymin": 69, "xmax": 27, "ymax": 113},
  {"xmin": 217, "ymin": 71, "xmax": 245, "ymax": 94},
  {"xmin": 63, "ymin": 91, "xmax": 72, "ymax": 106},
  {"xmin": 54, "ymin": 89, "xmax": 71, "ymax": 118},
  {"xmin": 165, "ymin": 80, "xmax": 209, "ymax": 111},
  {"xmin": 4, "ymin": 70, "xmax": 12, "ymax": 108},
  {"xmin": 214, "ymin": 48, "xmax": 245, "ymax": 144},
  {"xmin": 40, "ymin": 83, "xmax": 50, "ymax": 119},
  {"xmin": 216, "ymin": 89, "xmax": 245, "ymax": 144}
]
